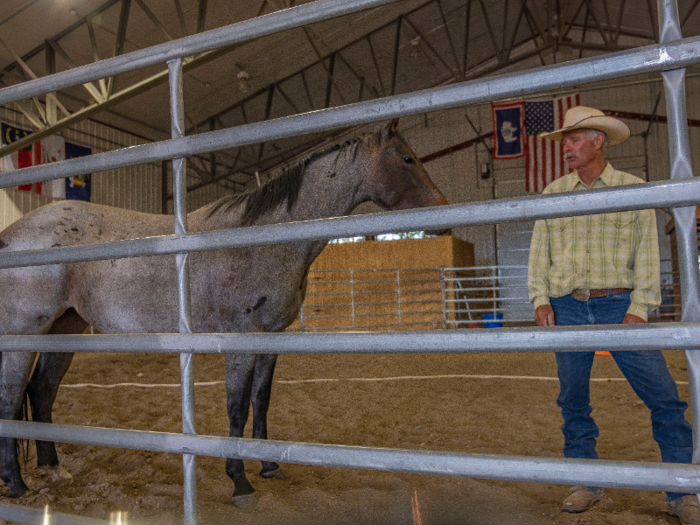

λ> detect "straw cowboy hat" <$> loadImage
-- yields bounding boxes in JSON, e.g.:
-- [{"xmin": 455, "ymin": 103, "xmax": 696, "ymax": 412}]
[{"xmin": 540, "ymin": 106, "xmax": 630, "ymax": 146}]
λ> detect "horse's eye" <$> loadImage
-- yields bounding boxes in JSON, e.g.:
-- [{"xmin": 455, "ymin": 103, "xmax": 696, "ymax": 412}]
[{"xmin": 403, "ymin": 156, "xmax": 415, "ymax": 164}]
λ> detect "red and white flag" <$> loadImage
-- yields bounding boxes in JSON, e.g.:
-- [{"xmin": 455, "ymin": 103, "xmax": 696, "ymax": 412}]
[
  {"xmin": 40, "ymin": 135, "xmax": 66, "ymax": 199},
  {"xmin": 524, "ymin": 94, "xmax": 580, "ymax": 193}
]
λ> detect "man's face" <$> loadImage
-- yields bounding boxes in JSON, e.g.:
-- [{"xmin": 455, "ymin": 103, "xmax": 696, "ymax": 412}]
[{"xmin": 561, "ymin": 129, "xmax": 604, "ymax": 171}]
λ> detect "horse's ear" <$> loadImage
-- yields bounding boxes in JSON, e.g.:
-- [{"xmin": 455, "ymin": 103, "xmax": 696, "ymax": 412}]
[{"xmin": 381, "ymin": 119, "xmax": 400, "ymax": 141}]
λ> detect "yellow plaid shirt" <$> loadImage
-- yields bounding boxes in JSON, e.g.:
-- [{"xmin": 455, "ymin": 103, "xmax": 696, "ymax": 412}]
[{"xmin": 527, "ymin": 163, "xmax": 660, "ymax": 321}]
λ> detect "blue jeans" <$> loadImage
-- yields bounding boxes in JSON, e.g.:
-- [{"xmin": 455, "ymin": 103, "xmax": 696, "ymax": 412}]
[{"xmin": 550, "ymin": 292, "xmax": 693, "ymax": 501}]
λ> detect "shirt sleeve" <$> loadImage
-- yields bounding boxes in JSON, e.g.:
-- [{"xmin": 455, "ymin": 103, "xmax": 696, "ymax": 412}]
[
  {"xmin": 528, "ymin": 217, "xmax": 551, "ymax": 309},
  {"xmin": 628, "ymin": 208, "xmax": 661, "ymax": 321}
]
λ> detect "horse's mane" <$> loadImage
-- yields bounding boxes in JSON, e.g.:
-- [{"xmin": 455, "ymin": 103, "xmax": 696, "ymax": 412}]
[{"xmin": 206, "ymin": 135, "xmax": 368, "ymax": 225}]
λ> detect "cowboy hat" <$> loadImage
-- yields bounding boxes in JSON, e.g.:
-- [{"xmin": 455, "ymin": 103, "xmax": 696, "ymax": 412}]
[{"xmin": 540, "ymin": 106, "xmax": 630, "ymax": 146}]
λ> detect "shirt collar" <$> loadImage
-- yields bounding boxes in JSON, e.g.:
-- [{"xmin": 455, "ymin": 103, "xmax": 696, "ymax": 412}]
[{"xmin": 569, "ymin": 162, "xmax": 615, "ymax": 190}]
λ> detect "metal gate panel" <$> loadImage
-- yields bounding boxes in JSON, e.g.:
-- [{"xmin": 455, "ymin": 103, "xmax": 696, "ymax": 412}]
[{"xmin": 0, "ymin": 0, "xmax": 698, "ymax": 524}]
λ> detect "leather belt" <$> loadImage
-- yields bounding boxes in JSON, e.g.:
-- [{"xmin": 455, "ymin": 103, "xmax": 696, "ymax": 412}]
[{"xmin": 571, "ymin": 288, "xmax": 633, "ymax": 301}]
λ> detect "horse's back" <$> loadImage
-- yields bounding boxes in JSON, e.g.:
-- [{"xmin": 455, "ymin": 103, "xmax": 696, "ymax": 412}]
[
  {"xmin": 1, "ymin": 201, "xmax": 172, "ymax": 250},
  {"xmin": 0, "ymin": 201, "xmax": 173, "ymax": 335}
]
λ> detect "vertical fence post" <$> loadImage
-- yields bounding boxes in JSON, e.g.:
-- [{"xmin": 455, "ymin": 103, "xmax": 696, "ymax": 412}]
[
  {"xmin": 396, "ymin": 269, "xmax": 402, "ymax": 326},
  {"xmin": 168, "ymin": 57, "xmax": 198, "ymax": 525},
  {"xmin": 657, "ymin": 0, "xmax": 700, "ymax": 479},
  {"xmin": 350, "ymin": 270, "xmax": 356, "ymax": 328},
  {"xmin": 492, "ymin": 267, "xmax": 498, "ymax": 319},
  {"xmin": 441, "ymin": 268, "xmax": 447, "ymax": 329}
]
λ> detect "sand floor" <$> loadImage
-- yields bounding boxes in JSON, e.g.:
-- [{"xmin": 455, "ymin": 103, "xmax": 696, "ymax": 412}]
[{"xmin": 0, "ymin": 348, "xmax": 694, "ymax": 525}]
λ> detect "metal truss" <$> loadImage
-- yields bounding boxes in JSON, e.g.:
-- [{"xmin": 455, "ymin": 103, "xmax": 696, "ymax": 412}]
[{"xmin": 2, "ymin": 0, "xmax": 700, "ymax": 196}]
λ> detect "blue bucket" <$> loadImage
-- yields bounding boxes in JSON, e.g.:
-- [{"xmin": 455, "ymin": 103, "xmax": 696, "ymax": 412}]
[{"xmin": 482, "ymin": 313, "xmax": 503, "ymax": 328}]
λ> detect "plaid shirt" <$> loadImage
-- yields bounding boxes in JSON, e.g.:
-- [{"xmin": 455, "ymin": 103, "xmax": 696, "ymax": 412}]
[{"xmin": 528, "ymin": 163, "xmax": 661, "ymax": 321}]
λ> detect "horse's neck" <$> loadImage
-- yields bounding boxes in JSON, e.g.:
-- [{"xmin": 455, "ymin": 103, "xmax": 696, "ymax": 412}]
[
  {"xmin": 292, "ymin": 149, "xmax": 368, "ymax": 222},
  {"xmin": 197, "ymin": 144, "xmax": 370, "ymax": 264}
]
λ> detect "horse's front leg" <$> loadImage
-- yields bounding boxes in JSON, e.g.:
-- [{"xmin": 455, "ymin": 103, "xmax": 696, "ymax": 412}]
[
  {"xmin": 224, "ymin": 352, "xmax": 257, "ymax": 506},
  {"xmin": 0, "ymin": 351, "xmax": 36, "ymax": 497},
  {"xmin": 251, "ymin": 353, "xmax": 285, "ymax": 480},
  {"xmin": 26, "ymin": 352, "xmax": 74, "ymax": 477}
]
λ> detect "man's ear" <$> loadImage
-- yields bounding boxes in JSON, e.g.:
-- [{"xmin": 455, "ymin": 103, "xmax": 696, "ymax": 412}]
[{"xmin": 594, "ymin": 132, "xmax": 606, "ymax": 150}]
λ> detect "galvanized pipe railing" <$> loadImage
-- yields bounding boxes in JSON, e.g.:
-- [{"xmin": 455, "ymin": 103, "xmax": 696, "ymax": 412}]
[
  {"xmin": 0, "ymin": 502, "xmax": 109, "ymax": 525},
  {"xmin": 0, "ymin": 178, "xmax": 698, "ymax": 270},
  {"xmin": 0, "ymin": 419, "xmax": 699, "ymax": 494},
  {"xmin": 0, "ymin": 0, "xmax": 697, "ymax": 522},
  {"xmin": 0, "ymin": 323, "xmax": 696, "ymax": 354},
  {"xmin": 168, "ymin": 57, "xmax": 198, "ymax": 525},
  {"xmin": 658, "ymin": 0, "xmax": 700, "ymax": 479},
  {"xmin": 0, "ymin": 36, "xmax": 700, "ymax": 189}
]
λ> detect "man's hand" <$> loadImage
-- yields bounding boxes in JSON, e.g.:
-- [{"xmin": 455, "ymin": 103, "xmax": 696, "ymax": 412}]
[
  {"xmin": 535, "ymin": 305, "xmax": 555, "ymax": 327},
  {"xmin": 622, "ymin": 313, "xmax": 645, "ymax": 324}
]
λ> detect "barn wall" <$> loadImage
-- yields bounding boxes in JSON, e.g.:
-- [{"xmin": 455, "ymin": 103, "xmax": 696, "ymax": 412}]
[{"xmin": 0, "ymin": 108, "xmax": 164, "ymax": 231}]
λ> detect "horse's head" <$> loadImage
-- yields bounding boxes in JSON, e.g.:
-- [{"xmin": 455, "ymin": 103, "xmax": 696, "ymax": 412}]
[{"xmin": 363, "ymin": 119, "xmax": 448, "ymax": 234}]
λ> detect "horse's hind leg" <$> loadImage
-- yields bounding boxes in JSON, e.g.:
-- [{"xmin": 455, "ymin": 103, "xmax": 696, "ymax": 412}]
[
  {"xmin": 251, "ymin": 353, "xmax": 284, "ymax": 479},
  {"xmin": 26, "ymin": 309, "xmax": 86, "ymax": 474},
  {"xmin": 224, "ymin": 353, "xmax": 257, "ymax": 506},
  {"xmin": 0, "ymin": 351, "xmax": 37, "ymax": 497}
]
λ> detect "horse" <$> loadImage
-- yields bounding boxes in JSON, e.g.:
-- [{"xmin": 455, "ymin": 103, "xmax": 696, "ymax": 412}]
[{"xmin": 0, "ymin": 119, "xmax": 448, "ymax": 506}]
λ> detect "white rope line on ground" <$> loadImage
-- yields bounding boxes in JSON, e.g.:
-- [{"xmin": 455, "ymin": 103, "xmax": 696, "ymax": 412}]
[{"xmin": 58, "ymin": 374, "xmax": 690, "ymax": 388}]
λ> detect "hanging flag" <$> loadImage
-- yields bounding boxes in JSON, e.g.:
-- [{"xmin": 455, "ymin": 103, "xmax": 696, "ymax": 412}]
[
  {"xmin": 1, "ymin": 122, "xmax": 43, "ymax": 193},
  {"xmin": 491, "ymin": 102, "xmax": 525, "ymax": 159},
  {"xmin": 65, "ymin": 142, "xmax": 92, "ymax": 202},
  {"xmin": 524, "ymin": 94, "xmax": 580, "ymax": 193},
  {"xmin": 40, "ymin": 135, "xmax": 66, "ymax": 199}
]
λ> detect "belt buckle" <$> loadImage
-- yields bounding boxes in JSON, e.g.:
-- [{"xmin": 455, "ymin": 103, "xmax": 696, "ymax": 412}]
[{"xmin": 572, "ymin": 289, "xmax": 590, "ymax": 301}]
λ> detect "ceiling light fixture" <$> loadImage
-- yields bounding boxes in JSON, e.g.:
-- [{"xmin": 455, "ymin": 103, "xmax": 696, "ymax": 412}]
[
  {"xmin": 410, "ymin": 37, "xmax": 421, "ymax": 59},
  {"xmin": 237, "ymin": 70, "xmax": 250, "ymax": 93}
]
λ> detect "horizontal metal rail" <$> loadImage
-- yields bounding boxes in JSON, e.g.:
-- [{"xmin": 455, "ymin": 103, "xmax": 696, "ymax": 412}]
[
  {"xmin": 2, "ymin": 36, "xmax": 700, "ymax": 189},
  {"xmin": 0, "ymin": 323, "xmax": 697, "ymax": 353},
  {"xmin": 0, "ymin": 0, "xmax": 400, "ymax": 106},
  {"xmin": 0, "ymin": 178, "xmax": 699, "ymax": 270},
  {"xmin": 0, "ymin": 420, "xmax": 698, "ymax": 493},
  {"xmin": 0, "ymin": 503, "xmax": 108, "ymax": 525}
]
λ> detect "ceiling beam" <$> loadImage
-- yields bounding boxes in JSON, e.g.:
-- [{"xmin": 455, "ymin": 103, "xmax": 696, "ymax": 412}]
[
  {"xmin": 196, "ymin": 0, "xmax": 208, "ymax": 34},
  {"xmin": 134, "ymin": 0, "xmax": 174, "ymax": 41},
  {"xmin": 108, "ymin": 0, "xmax": 133, "ymax": 96},
  {"xmin": 173, "ymin": 0, "xmax": 188, "ymax": 36},
  {"xmin": 0, "ymin": 44, "xmax": 243, "ymax": 158}
]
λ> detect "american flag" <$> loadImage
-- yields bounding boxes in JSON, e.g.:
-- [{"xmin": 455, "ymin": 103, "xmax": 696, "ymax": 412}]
[{"xmin": 524, "ymin": 94, "xmax": 580, "ymax": 193}]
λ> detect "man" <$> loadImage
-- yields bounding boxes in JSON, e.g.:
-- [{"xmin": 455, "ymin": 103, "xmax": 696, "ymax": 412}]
[{"xmin": 527, "ymin": 106, "xmax": 697, "ymax": 524}]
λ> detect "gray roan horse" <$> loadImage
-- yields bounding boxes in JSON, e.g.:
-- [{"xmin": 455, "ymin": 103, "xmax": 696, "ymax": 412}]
[{"xmin": 0, "ymin": 120, "xmax": 447, "ymax": 506}]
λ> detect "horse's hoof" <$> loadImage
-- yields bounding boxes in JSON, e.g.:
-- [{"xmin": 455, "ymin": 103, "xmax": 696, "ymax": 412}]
[
  {"xmin": 40, "ymin": 466, "xmax": 73, "ymax": 481},
  {"xmin": 7, "ymin": 482, "xmax": 28, "ymax": 499},
  {"xmin": 260, "ymin": 467, "xmax": 287, "ymax": 481},
  {"xmin": 231, "ymin": 492, "xmax": 259, "ymax": 509},
  {"xmin": 11, "ymin": 488, "xmax": 29, "ymax": 499}
]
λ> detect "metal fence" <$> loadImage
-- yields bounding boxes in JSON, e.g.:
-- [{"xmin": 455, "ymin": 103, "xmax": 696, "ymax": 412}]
[
  {"xmin": 0, "ymin": 0, "xmax": 699, "ymax": 524},
  {"xmin": 295, "ymin": 264, "xmax": 682, "ymax": 331}
]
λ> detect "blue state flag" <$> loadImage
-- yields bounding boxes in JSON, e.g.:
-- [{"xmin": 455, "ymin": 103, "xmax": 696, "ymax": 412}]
[
  {"xmin": 65, "ymin": 142, "xmax": 92, "ymax": 202},
  {"xmin": 492, "ymin": 102, "xmax": 525, "ymax": 159}
]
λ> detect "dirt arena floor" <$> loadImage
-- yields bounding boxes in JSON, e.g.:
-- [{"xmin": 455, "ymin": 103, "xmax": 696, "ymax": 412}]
[{"xmin": 0, "ymin": 345, "xmax": 695, "ymax": 525}]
